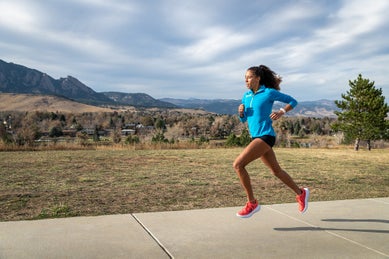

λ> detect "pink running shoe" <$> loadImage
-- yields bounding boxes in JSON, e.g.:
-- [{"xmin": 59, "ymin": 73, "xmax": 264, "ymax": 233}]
[
  {"xmin": 236, "ymin": 200, "xmax": 260, "ymax": 218},
  {"xmin": 296, "ymin": 188, "xmax": 309, "ymax": 213}
]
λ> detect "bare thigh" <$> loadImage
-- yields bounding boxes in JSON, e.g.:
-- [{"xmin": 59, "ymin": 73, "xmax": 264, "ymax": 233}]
[
  {"xmin": 260, "ymin": 147, "xmax": 301, "ymax": 194},
  {"xmin": 260, "ymin": 148, "xmax": 282, "ymax": 173},
  {"xmin": 234, "ymin": 138, "xmax": 271, "ymax": 168}
]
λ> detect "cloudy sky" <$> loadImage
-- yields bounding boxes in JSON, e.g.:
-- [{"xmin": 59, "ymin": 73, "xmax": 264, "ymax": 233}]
[{"xmin": 1, "ymin": 0, "xmax": 388, "ymax": 101}]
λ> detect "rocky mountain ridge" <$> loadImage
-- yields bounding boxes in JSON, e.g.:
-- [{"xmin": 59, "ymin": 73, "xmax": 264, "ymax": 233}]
[{"xmin": 0, "ymin": 59, "xmax": 338, "ymax": 116}]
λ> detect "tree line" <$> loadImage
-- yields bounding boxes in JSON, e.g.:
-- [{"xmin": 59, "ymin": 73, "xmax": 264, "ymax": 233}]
[{"xmin": 0, "ymin": 108, "xmax": 338, "ymax": 148}]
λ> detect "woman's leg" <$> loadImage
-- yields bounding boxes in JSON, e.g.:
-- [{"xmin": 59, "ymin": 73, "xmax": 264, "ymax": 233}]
[
  {"xmin": 233, "ymin": 138, "xmax": 271, "ymax": 201},
  {"xmin": 260, "ymin": 148, "xmax": 302, "ymax": 195}
]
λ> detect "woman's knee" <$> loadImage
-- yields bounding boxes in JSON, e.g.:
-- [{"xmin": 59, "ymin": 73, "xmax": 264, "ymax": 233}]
[{"xmin": 233, "ymin": 159, "xmax": 245, "ymax": 172}]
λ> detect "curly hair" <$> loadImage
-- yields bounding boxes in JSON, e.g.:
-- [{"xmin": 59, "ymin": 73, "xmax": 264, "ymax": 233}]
[{"xmin": 247, "ymin": 65, "xmax": 282, "ymax": 90}]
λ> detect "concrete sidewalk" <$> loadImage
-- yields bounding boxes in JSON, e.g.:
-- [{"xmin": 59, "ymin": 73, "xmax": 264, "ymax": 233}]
[{"xmin": 0, "ymin": 198, "xmax": 388, "ymax": 259}]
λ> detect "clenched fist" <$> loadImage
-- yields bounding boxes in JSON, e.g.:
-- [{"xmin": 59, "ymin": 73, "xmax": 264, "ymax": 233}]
[{"xmin": 238, "ymin": 104, "xmax": 245, "ymax": 117}]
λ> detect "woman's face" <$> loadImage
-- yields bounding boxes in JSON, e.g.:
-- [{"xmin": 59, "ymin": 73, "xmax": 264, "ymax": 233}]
[{"xmin": 245, "ymin": 70, "xmax": 260, "ymax": 91}]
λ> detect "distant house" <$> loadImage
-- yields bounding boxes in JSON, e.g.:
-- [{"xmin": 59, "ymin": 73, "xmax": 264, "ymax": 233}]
[
  {"xmin": 82, "ymin": 128, "xmax": 95, "ymax": 135},
  {"xmin": 82, "ymin": 128, "xmax": 107, "ymax": 136},
  {"xmin": 121, "ymin": 123, "xmax": 154, "ymax": 135},
  {"xmin": 124, "ymin": 123, "xmax": 137, "ymax": 129},
  {"xmin": 121, "ymin": 129, "xmax": 136, "ymax": 136},
  {"xmin": 62, "ymin": 129, "xmax": 77, "ymax": 137}
]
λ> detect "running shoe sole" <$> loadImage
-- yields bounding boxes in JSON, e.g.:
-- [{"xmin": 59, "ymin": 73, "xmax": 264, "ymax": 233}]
[
  {"xmin": 236, "ymin": 204, "xmax": 261, "ymax": 218},
  {"xmin": 301, "ymin": 187, "xmax": 310, "ymax": 213}
]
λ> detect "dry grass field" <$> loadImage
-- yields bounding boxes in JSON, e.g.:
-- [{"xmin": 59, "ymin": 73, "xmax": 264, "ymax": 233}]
[{"xmin": 1, "ymin": 147, "xmax": 388, "ymax": 221}]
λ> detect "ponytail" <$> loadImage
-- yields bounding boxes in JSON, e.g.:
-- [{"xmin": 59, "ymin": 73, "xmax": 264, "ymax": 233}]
[{"xmin": 247, "ymin": 65, "xmax": 281, "ymax": 90}]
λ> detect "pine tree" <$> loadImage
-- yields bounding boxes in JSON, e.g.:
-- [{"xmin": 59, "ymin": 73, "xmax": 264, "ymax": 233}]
[{"xmin": 332, "ymin": 74, "xmax": 389, "ymax": 150}]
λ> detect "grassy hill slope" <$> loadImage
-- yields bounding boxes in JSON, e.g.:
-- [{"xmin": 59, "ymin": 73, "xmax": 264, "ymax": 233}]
[{"xmin": 0, "ymin": 93, "xmax": 114, "ymax": 113}]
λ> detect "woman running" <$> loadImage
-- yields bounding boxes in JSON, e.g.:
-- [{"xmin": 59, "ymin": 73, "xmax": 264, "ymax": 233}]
[{"xmin": 233, "ymin": 65, "xmax": 309, "ymax": 218}]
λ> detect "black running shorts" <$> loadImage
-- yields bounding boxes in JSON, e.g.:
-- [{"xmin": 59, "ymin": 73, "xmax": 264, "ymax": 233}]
[{"xmin": 253, "ymin": 135, "xmax": 276, "ymax": 148}]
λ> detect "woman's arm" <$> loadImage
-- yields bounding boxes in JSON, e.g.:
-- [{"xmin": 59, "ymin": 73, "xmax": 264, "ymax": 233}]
[
  {"xmin": 269, "ymin": 90, "xmax": 298, "ymax": 120},
  {"xmin": 270, "ymin": 103, "xmax": 293, "ymax": 120}
]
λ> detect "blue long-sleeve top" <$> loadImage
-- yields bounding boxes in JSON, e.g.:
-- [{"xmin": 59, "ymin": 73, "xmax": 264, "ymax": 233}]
[{"xmin": 240, "ymin": 85, "xmax": 298, "ymax": 138}]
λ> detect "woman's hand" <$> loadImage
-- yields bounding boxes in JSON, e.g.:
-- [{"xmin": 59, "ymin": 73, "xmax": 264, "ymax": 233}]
[
  {"xmin": 270, "ymin": 110, "xmax": 284, "ymax": 120},
  {"xmin": 238, "ymin": 104, "xmax": 245, "ymax": 117}
]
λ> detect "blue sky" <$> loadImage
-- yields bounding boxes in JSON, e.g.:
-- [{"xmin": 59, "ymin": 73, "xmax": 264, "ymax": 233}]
[{"xmin": 1, "ymin": 0, "xmax": 388, "ymax": 101}]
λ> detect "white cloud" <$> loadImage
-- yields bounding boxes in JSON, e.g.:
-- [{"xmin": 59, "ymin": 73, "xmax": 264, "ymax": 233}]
[
  {"xmin": 0, "ymin": 0, "xmax": 388, "ymax": 101},
  {"xmin": 175, "ymin": 27, "xmax": 254, "ymax": 62},
  {"xmin": 0, "ymin": 1, "xmax": 41, "ymax": 32},
  {"xmin": 315, "ymin": 0, "xmax": 389, "ymax": 48}
]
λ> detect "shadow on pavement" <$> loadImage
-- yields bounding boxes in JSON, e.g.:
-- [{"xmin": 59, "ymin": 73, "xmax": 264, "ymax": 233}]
[
  {"xmin": 274, "ymin": 227, "xmax": 389, "ymax": 234},
  {"xmin": 321, "ymin": 218, "xmax": 389, "ymax": 224},
  {"xmin": 274, "ymin": 218, "xmax": 389, "ymax": 234}
]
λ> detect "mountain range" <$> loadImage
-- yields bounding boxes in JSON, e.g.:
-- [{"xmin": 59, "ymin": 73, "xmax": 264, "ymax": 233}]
[
  {"xmin": 0, "ymin": 59, "xmax": 174, "ymax": 108},
  {"xmin": 0, "ymin": 59, "xmax": 338, "ymax": 117},
  {"xmin": 160, "ymin": 98, "xmax": 338, "ymax": 117}
]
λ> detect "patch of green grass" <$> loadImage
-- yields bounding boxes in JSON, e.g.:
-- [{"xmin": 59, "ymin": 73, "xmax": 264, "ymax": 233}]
[
  {"xmin": 36, "ymin": 203, "xmax": 77, "ymax": 219},
  {"xmin": 0, "ymin": 148, "xmax": 388, "ymax": 221}
]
